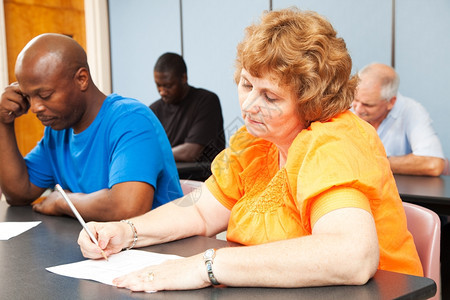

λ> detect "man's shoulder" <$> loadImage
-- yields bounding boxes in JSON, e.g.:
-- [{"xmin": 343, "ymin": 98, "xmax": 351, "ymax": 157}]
[
  {"xmin": 395, "ymin": 93, "xmax": 429, "ymax": 116},
  {"xmin": 149, "ymin": 99, "xmax": 163, "ymax": 110},
  {"xmin": 106, "ymin": 93, "xmax": 141, "ymax": 106},
  {"xmin": 105, "ymin": 93, "xmax": 149, "ymax": 113},
  {"xmin": 397, "ymin": 93, "xmax": 423, "ymax": 108},
  {"xmin": 100, "ymin": 94, "xmax": 159, "ymax": 129},
  {"xmin": 190, "ymin": 86, "xmax": 220, "ymax": 101}
]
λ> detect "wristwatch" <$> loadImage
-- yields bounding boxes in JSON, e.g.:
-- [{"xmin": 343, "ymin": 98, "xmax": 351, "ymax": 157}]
[{"xmin": 203, "ymin": 248, "xmax": 220, "ymax": 285}]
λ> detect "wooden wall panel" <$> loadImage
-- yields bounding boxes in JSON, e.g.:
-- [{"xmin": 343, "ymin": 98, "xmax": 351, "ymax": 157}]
[{"xmin": 4, "ymin": 0, "xmax": 85, "ymax": 155}]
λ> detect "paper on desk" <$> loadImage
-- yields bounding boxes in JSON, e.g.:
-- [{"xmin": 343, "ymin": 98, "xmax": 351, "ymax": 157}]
[
  {"xmin": 46, "ymin": 249, "xmax": 181, "ymax": 286},
  {"xmin": 0, "ymin": 221, "xmax": 41, "ymax": 240}
]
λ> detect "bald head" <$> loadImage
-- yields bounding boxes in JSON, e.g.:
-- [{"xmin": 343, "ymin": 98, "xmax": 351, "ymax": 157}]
[
  {"xmin": 358, "ymin": 63, "xmax": 399, "ymax": 100},
  {"xmin": 15, "ymin": 33, "xmax": 89, "ymax": 82},
  {"xmin": 11, "ymin": 34, "xmax": 105, "ymax": 133},
  {"xmin": 353, "ymin": 63, "xmax": 400, "ymax": 129}
]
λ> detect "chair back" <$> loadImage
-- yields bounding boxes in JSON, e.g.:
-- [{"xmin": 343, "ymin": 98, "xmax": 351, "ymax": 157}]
[
  {"xmin": 442, "ymin": 158, "xmax": 450, "ymax": 176},
  {"xmin": 180, "ymin": 179, "xmax": 203, "ymax": 195},
  {"xmin": 403, "ymin": 202, "xmax": 441, "ymax": 300}
]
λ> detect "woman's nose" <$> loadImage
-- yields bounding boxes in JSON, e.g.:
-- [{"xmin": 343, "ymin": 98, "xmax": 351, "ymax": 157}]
[{"xmin": 241, "ymin": 90, "xmax": 261, "ymax": 113}]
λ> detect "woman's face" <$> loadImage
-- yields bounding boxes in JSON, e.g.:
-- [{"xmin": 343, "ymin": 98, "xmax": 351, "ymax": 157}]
[{"xmin": 238, "ymin": 68, "xmax": 305, "ymax": 147}]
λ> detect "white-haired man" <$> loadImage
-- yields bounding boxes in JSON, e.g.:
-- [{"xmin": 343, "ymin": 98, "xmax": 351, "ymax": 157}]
[{"xmin": 352, "ymin": 62, "xmax": 445, "ymax": 176}]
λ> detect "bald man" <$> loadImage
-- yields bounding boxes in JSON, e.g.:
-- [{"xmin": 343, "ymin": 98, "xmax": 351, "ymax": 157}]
[
  {"xmin": 0, "ymin": 34, "xmax": 182, "ymax": 221},
  {"xmin": 352, "ymin": 63, "xmax": 445, "ymax": 176}
]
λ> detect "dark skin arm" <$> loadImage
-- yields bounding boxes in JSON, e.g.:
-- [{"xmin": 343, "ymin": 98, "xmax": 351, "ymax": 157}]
[
  {"xmin": 0, "ymin": 83, "xmax": 43, "ymax": 204},
  {"xmin": 0, "ymin": 84, "xmax": 154, "ymax": 221},
  {"xmin": 172, "ymin": 142, "xmax": 205, "ymax": 162},
  {"xmin": 32, "ymin": 181, "xmax": 154, "ymax": 221}
]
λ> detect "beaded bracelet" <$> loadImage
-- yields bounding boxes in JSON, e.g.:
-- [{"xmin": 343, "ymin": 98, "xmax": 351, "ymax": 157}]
[{"xmin": 120, "ymin": 219, "xmax": 138, "ymax": 250}]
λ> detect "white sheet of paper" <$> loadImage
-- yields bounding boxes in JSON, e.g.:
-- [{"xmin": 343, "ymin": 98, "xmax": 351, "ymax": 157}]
[
  {"xmin": 46, "ymin": 249, "xmax": 181, "ymax": 286},
  {"xmin": 0, "ymin": 221, "xmax": 41, "ymax": 240}
]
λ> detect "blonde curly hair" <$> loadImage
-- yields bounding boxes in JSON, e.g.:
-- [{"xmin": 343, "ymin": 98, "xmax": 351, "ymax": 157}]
[{"xmin": 235, "ymin": 8, "xmax": 357, "ymax": 126}]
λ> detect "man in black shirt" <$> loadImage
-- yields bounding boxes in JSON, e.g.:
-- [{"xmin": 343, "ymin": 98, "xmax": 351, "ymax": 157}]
[{"xmin": 150, "ymin": 53, "xmax": 225, "ymax": 165}]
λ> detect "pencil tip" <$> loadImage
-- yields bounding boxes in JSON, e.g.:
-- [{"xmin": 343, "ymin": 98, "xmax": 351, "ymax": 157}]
[{"xmin": 101, "ymin": 251, "xmax": 108, "ymax": 261}]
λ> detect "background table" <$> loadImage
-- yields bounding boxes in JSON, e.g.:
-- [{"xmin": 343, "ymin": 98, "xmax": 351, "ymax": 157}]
[
  {"xmin": 0, "ymin": 201, "xmax": 436, "ymax": 299},
  {"xmin": 176, "ymin": 161, "xmax": 211, "ymax": 181},
  {"xmin": 394, "ymin": 174, "xmax": 450, "ymax": 215}
]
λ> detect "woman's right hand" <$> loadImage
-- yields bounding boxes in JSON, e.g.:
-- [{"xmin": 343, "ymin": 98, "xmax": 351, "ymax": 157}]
[{"xmin": 77, "ymin": 221, "xmax": 128, "ymax": 259}]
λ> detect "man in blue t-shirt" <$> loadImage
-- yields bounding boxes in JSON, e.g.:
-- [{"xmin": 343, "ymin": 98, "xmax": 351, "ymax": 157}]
[{"xmin": 0, "ymin": 33, "xmax": 182, "ymax": 221}]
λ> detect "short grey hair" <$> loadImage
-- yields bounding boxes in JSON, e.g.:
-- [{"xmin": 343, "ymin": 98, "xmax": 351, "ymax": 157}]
[{"xmin": 359, "ymin": 63, "xmax": 400, "ymax": 101}]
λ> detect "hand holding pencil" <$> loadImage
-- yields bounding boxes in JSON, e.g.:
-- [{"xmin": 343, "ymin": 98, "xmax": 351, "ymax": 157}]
[{"xmin": 55, "ymin": 184, "xmax": 108, "ymax": 261}]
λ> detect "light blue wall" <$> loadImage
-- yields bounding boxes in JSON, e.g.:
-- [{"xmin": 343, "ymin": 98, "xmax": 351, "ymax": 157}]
[
  {"xmin": 108, "ymin": 0, "xmax": 269, "ymax": 142},
  {"xmin": 182, "ymin": 0, "xmax": 269, "ymax": 139},
  {"xmin": 108, "ymin": 0, "xmax": 181, "ymax": 105},
  {"xmin": 396, "ymin": 0, "xmax": 450, "ymax": 160},
  {"xmin": 273, "ymin": 0, "xmax": 392, "ymax": 72},
  {"xmin": 108, "ymin": 0, "xmax": 450, "ymax": 158}
]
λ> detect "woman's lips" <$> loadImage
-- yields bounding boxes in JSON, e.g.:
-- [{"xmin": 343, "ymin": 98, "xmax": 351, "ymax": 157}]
[{"xmin": 246, "ymin": 115, "xmax": 264, "ymax": 125}]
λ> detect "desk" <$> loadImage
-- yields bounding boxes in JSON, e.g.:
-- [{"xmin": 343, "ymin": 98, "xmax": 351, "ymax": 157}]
[
  {"xmin": 176, "ymin": 161, "xmax": 211, "ymax": 181},
  {"xmin": 0, "ymin": 202, "xmax": 436, "ymax": 299},
  {"xmin": 394, "ymin": 174, "xmax": 450, "ymax": 215}
]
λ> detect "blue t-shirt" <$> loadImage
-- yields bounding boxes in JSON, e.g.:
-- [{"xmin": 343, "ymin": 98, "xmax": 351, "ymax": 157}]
[{"xmin": 24, "ymin": 93, "xmax": 182, "ymax": 209}]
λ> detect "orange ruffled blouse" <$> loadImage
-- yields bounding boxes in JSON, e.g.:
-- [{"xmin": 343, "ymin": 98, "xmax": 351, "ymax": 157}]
[{"xmin": 205, "ymin": 110, "xmax": 423, "ymax": 276}]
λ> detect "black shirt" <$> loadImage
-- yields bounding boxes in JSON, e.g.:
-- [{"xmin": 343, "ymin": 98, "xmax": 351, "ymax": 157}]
[{"xmin": 150, "ymin": 86, "xmax": 225, "ymax": 162}]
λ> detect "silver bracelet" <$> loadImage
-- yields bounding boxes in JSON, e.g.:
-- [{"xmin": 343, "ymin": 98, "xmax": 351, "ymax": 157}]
[
  {"xmin": 120, "ymin": 219, "xmax": 138, "ymax": 250},
  {"xmin": 203, "ymin": 248, "xmax": 220, "ymax": 285}
]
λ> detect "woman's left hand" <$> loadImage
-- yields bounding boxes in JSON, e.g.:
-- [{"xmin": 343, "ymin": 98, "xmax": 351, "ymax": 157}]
[{"xmin": 112, "ymin": 253, "xmax": 212, "ymax": 292}]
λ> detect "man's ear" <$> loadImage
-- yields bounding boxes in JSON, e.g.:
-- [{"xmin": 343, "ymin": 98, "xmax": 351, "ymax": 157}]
[
  {"xmin": 74, "ymin": 67, "xmax": 89, "ymax": 91},
  {"xmin": 387, "ymin": 96, "xmax": 397, "ymax": 110},
  {"xmin": 181, "ymin": 73, "xmax": 188, "ymax": 84}
]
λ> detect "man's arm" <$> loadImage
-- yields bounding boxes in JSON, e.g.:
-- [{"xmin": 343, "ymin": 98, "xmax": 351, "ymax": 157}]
[
  {"xmin": 172, "ymin": 142, "xmax": 205, "ymax": 161},
  {"xmin": 388, "ymin": 154, "xmax": 445, "ymax": 176},
  {"xmin": 31, "ymin": 101, "xmax": 172, "ymax": 221},
  {"xmin": 32, "ymin": 181, "xmax": 154, "ymax": 221},
  {"xmin": 0, "ymin": 122, "xmax": 45, "ymax": 204},
  {"xmin": 175, "ymin": 91, "xmax": 223, "ymax": 162},
  {"xmin": 393, "ymin": 99, "xmax": 445, "ymax": 176},
  {"xmin": 0, "ymin": 83, "xmax": 45, "ymax": 204}
]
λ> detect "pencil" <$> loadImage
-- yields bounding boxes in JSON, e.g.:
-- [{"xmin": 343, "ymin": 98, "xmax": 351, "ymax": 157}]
[{"xmin": 55, "ymin": 184, "xmax": 108, "ymax": 261}]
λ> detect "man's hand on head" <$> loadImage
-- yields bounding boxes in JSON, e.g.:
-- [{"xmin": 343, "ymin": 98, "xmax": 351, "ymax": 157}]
[{"xmin": 0, "ymin": 82, "xmax": 30, "ymax": 123}]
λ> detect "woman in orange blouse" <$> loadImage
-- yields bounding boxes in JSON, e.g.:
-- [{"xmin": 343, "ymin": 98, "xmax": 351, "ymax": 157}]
[{"xmin": 78, "ymin": 8, "xmax": 422, "ymax": 292}]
